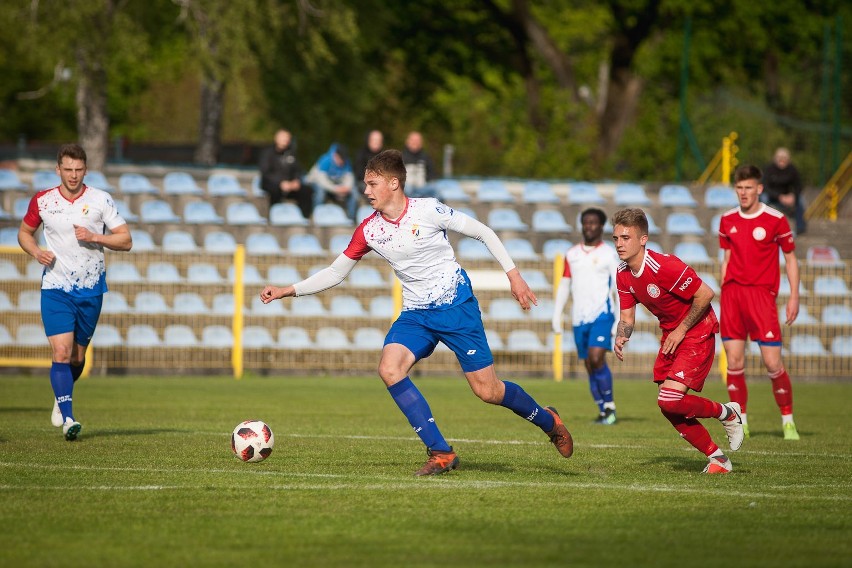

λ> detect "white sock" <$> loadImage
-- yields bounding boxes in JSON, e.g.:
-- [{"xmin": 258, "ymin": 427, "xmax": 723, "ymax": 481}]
[
  {"xmin": 741, "ymin": 412, "xmax": 748, "ymax": 425},
  {"xmin": 782, "ymin": 413, "xmax": 794, "ymax": 425},
  {"xmin": 604, "ymin": 402, "xmax": 616, "ymax": 411},
  {"xmin": 709, "ymin": 448, "xmax": 726, "ymax": 460}
]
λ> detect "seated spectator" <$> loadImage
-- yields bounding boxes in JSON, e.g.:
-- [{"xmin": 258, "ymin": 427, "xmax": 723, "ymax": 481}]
[
  {"xmin": 763, "ymin": 147, "xmax": 806, "ymax": 234},
  {"xmin": 306, "ymin": 143, "xmax": 358, "ymax": 221},
  {"xmin": 259, "ymin": 129, "xmax": 312, "ymax": 218},
  {"xmin": 402, "ymin": 131, "xmax": 437, "ymax": 198}
]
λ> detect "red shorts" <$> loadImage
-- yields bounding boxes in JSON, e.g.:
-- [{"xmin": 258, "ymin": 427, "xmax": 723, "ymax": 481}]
[
  {"xmin": 720, "ymin": 282, "xmax": 782, "ymax": 344},
  {"xmin": 652, "ymin": 312, "xmax": 718, "ymax": 392}
]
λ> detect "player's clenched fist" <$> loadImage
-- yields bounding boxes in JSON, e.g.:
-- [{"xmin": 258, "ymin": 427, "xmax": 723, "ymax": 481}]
[{"xmin": 260, "ymin": 285, "xmax": 293, "ymax": 304}]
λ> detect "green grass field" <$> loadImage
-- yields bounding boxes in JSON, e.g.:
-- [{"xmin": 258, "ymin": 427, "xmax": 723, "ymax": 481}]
[{"xmin": 0, "ymin": 374, "xmax": 849, "ymax": 567}]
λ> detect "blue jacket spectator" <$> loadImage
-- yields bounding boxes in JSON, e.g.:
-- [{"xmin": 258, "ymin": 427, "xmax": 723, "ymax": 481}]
[{"xmin": 306, "ymin": 143, "xmax": 357, "ymax": 220}]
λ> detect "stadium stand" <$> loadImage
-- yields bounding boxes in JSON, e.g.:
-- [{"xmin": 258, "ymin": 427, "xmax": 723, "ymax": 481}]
[
  {"xmin": 140, "ymin": 200, "xmax": 181, "ymax": 223},
  {"xmin": 226, "ymin": 202, "xmax": 266, "ymax": 225},
  {"xmin": 31, "ymin": 170, "xmax": 60, "ymax": 190},
  {"xmin": 92, "ymin": 324, "xmax": 123, "ymax": 347},
  {"xmin": 477, "ymin": 180, "xmax": 514, "ymax": 203},
  {"xmin": 704, "ymin": 185, "xmax": 738, "ymax": 208},
  {"xmin": 568, "ymin": 182, "xmax": 605, "ymax": 205},
  {"xmin": 522, "ymin": 181, "xmax": 560, "ymax": 204},
  {"xmin": 659, "ymin": 184, "xmax": 697, "ymax": 207},
  {"xmin": 202, "ymin": 325, "xmax": 234, "ymax": 348},
  {"xmin": 164, "ymin": 324, "xmax": 200, "ymax": 347},
  {"xmin": 278, "ymin": 326, "xmax": 313, "ymax": 349},
  {"xmin": 270, "ymin": 203, "xmax": 309, "ymax": 226},
  {"xmin": 163, "ymin": 172, "xmax": 204, "ymax": 195},
  {"xmin": 613, "ymin": 183, "xmax": 652, "ymax": 206},
  {"xmin": 246, "ymin": 232, "xmax": 282, "ymax": 255},
  {"xmin": 806, "ymin": 246, "xmax": 843, "ymax": 267},
  {"xmin": 0, "ymin": 169, "xmax": 28, "ymax": 191},
  {"xmin": 531, "ymin": 209, "xmax": 572, "ymax": 233},
  {"xmin": 119, "ymin": 173, "xmax": 158, "ymax": 194},
  {"xmin": 84, "ymin": 171, "xmax": 115, "ymax": 192},
  {"xmin": 162, "ymin": 230, "xmax": 199, "ymax": 253},
  {"xmin": 312, "ymin": 203, "xmax": 352, "ymax": 227},
  {"xmin": 435, "ymin": 179, "xmax": 470, "ymax": 202},
  {"xmin": 204, "ymin": 231, "xmax": 237, "ymax": 254},
  {"xmin": 207, "ymin": 173, "xmax": 246, "ymax": 197},
  {"xmin": 184, "ymin": 201, "xmax": 224, "ymax": 225},
  {"xmin": 488, "ymin": 208, "xmax": 528, "ymax": 231}
]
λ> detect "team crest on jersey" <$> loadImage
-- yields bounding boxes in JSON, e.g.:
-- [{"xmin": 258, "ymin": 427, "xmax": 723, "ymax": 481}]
[
  {"xmin": 411, "ymin": 224, "xmax": 420, "ymax": 237},
  {"xmin": 82, "ymin": 204, "xmax": 90, "ymax": 216},
  {"xmin": 435, "ymin": 206, "xmax": 446, "ymax": 214},
  {"xmin": 752, "ymin": 226, "xmax": 766, "ymax": 241},
  {"xmin": 646, "ymin": 283, "xmax": 661, "ymax": 298}
]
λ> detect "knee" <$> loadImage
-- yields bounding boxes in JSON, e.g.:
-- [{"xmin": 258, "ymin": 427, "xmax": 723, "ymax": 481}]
[
  {"xmin": 377, "ymin": 360, "xmax": 405, "ymax": 385},
  {"xmin": 587, "ymin": 354, "xmax": 605, "ymax": 370}
]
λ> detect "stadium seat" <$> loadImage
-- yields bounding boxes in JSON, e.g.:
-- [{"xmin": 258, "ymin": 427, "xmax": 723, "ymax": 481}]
[
  {"xmin": 226, "ymin": 202, "xmax": 266, "ymax": 225},
  {"xmin": 435, "ymin": 179, "xmax": 470, "ymax": 202},
  {"xmin": 92, "ymin": 324, "xmax": 123, "ymax": 347},
  {"xmin": 16, "ymin": 323, "xmax": 48, "ymax": 346},
  {"xmin": 134, "ymin": 291, "xmax": 170, "ymax": 314},
  {"xmin": 645, "ymin": 213, "xmax": 662, "ymax": 235},
  {"xmin": 530, "ymin": 298, "xmax": 555, "ymax": 321},
  {"xmin": 140, "ymin": 200, "xmax": 181, "ymax": 223},
  {"xmin": 17, "ymin": 290, "xmax": 42, "ymax": 312},
  {"xmin": 0, "ymin": 324, "xmax": 12, "ymax": 344},
  {"xmin": 287, "ymin": 233, "xmax": 325, "ymax": 256},
  {"xmin": 328, "ymin": 233, "xmax": 351, "ymax": 255},
  {"xmin": 710, "ymin": 213, "xmax": 722, "ymax": 234},
  {"xmin": 126, "ymin": 324, "xmax": 162, "ymax": 347},
  {"xmin": 146, "ymin": 261, "xmax": 183, "ymax": 283},
  {"xmin": 628, "ymin": 331, "xmax": 660, "ymax": 353},
  {"xmin": 666, "ymin": 212, "xmax": 705, "ymax": 235},
  {"xmin": 522, "ymin": 181, "xmax": 559, "ymax": 204},
  {"xmin": 107, "ymin": 261, "xmax": 144, "ymax": 283},
  {"xmin": 187, "ymin": 262, "xmax": 224, "ymax": 285},
  {"xmin": 211, "ymin": 293, "xmax": 239, "ymax": 316},
  {"xmin": 813, "ymin": 276, "xmax": 849, "ymax": 296},
  {"xmin": 251, "ymin": 295, "xmax": 286, "ymax": 317},
  {"xmin": 369, "ymin": 295, "xmax": 395, "ymax": 318},
  {"xmin": 789, "ymin": 334, "xmax": 826, "ymax": 356},
  {"xmin": 0, "ymin": 290, "xmax": 13, "ymax": 311},
  {"xmin": 568, "ymin": 182, "xmax": 604, "ymax": 205},
  {"xmin": 163, "ymin": 172, "xmax": 203, "ymax": 195},
  {"xmin": 704, "ymin": 185, "xmax": 738, "ymax": 208},
  {"xmin": 162, "ymin": 230, "xmax": 199, "ymax": 253},
  {"xmin": 830, "ymin": 336, "xmax": 852, "ymax": 356},
  {"xmin": 477, "ymin": 180, "xmax": 514, "ymax": 203},
  {"xmin": 267, "ymin": 265, "xmax": 301, "ymax": 284},
  {"xmin": 114, "ymin": 199, "xmax": 139, "ymax": 223},
  {"xmin": 227, "ymin": 264, "xmax": 264, "ymax": 285},
  {"xmin": 172, "ymin": 292, "xmax": 209, "ymax": 315},
  {"xmin": 118, "ymin": 173, "xmax": 158, "ymax": 194},
  {"xmin": 290, "ymin": 296, "xmax": 327, "ymax": 317},
  {"xmin": 822, "ymin": 304, "xmax": 852, "ymax": 325},
  {"xmin": 84, "ymin": 171, "xmax": 115, "ymax": 192},
  {"xmin": 242, "ymin": 326, "xmax": 276, "ymax": 348},
  {"xmin": 25, "ymin": 260, "xmax": 43, "ymax": 281},
  {"xmin": 505, "ymin": 330, "xmax": 546, "ymax": 352},
  {"xmin": 531, "ymin": 209, "xmax": 572, "ymax": 233},
  {"xmin": 454, "ymin": 206, "xmax": 478, "ymax": 220},
  {"xmin": 202, "ymin": 325, "xmax": 234, "ymax": 348},
  {"xmin": 330, "ymin": 295, "xmax": 367, "ymax": 318},
  {"xmin": 806, "ymin": 246, "xmax": 843, "ymax": 267},
  {"xmin": 246, "ymin": 232, "xmax": 282, "ymax": 255},
  {"xmin": 487, "ymin": 298, "xmax": 527, "ymax": 321},
  {"xmin": 278, "ymin": 326, "xmax": 313, "ymax": 349},
  {"xmin": 0, "ymin": 169, "xmax": 28, "ymax": 191},
  {"xmin": 659, "ymin": 184, "xmax": 697, "ymax": 207},
  {"xmin": 356, "ymin": 205, "xmax": 375, "ymax": 223},
  {"xmin": 204, "ymin": 231, "xmax": 237, "ymax": 254},
  {"xmin": 207, "ymin": 173, "xmax": 246, "ymax": 196},
  {"xmin": 634, "ymin": 305, "xmax": 655, "ymax": 323},
  {"xmin": 352, "ymin": 327, "xmax": 386, "ymax": 350},
  {"xmin": 778, "ymin": 304, "xmax": 817, "ymax": 324},
  {"xmin": 130, "ymin": 229, "xmax": 156, "ymax": 252},
  {"xmin": 31, "ymin": 170, "xmax": 60, "ymax": 190},
  {"xmin": 484, "ymin": 329, "xmax": 505, "ymax": 351},
  {"xmin": 522, "ymin": 269, "xmax": 550, "ymax": 291},
  {"xmin": 183, "ymin": 201, "xmax": 224, "ymax": 224},
  {"xmin": 250, "ymin": 175, "xmax": 265, "ymax": 197},
  {"xmin": 542, "ymin": 238, "xmax": 572, "ymax": 261},
  {"xmin": 163, "ymin": 324, "xmax": 200, "ymax": 347},
  {"xmin": 697, "ymin": 272, "xmax": 720, "ymax": 293},
  {"xmin": 673, "ymin": 242, "xmax": 711, "ymax": 263},
  {"xmin": 458, "ymin": 237, "xmax": 491, "ymax": 260},
  {"xmin": 315, "ymin": 326, "xmax": 351, "ymax": 349},
  {"xmin": 778, "ymin": 278, "xmax": 807, "ymax": 297},
  {"xmin": 13, "ymin": 197, "xmax": 30, "ymax": 219},
  {"xmin": 349, "ymin": 266, "xmax": 386, "ymax": 288},
  {"xmin": 0, "ymin": 259, "xmax": 22, "ymax": 281},
  {"xmin": 505, "ymin": 238, "xmax": 538, "ymax": 260},
  {"xmin": 0, "ymin": 202, "xmax": 11, "ymax": 220},
  {"xmin": 269, "ymin": 202, "xmax": 309, "ymax": 226},
  {"xmin": 545, "ymin": 331, "xmax": 577, "ymax": 352},
  {"xmin": 614, "ymin": 183, "xmax": 652, "ymax": 206},
  {"xmin": 312, "ymin": 203, "xmax": 352, "ymax": 227},
  {"xmin": 101, "ymin": 291, "xmax": 130, "ymax": 314},
  {"xmin": 487, "ymin": 208, "xmax": 528, "ymax": 231}
]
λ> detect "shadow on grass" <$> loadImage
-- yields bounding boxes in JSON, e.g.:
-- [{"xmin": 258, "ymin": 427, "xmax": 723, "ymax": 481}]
[
  {"xmin": 647, "ymin": 454, "xmax": 706, "ymax": 473},
  {"xmin": 0, "ymin": 407, "xmax": 48, "ymax": 414},
  {"xmin": 81, "ymin": 428, "xmax": 187, "ymax": 439}
]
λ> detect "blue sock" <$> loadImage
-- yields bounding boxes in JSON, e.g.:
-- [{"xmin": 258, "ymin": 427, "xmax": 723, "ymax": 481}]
[
  {"xmin": 588, "ymin": 372, "xmax": 605, "ymax": 413},
  {"xmin": 592, "ymin": 364, "xmax": 614, "ymax": 404},
  {"xmin": 71, "ymin": 360, "xmax": 85, "ymax": 382},
  {"xmin": 387, "ymin": 377, "xmax": 451, "ymax": 452},
  {"xmin": 50, "ymin": 362, "xmax": 74, "ymax": 421},
  {"xmin": 500, "ymin": 381, "xmax": 555, "ymax": 432}
]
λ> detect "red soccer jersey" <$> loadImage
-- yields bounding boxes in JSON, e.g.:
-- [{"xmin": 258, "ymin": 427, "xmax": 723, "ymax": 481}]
[
  {"xmin": 616, "ymin": 249, "xmax": 706, "ymax": 331},
  {"xmin": 718, "ymin": 204, "xmax": 795, "ymax": 293}
]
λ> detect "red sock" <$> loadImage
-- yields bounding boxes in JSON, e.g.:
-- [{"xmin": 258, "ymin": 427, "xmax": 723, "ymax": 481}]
[
  {"xmin": 658, "ymin": 387, "xmax": 724, "ymax": 420},
  {"xmin": 661, "ymin": 409, "xmax": 719, "ymax": 456},
  {"xmin": 769, "ymin": 368, "xmax": 793, "ymax": 415},
  {"xmin": 726, "ymin": 368, "xmax": 748, "ymax": 413}
]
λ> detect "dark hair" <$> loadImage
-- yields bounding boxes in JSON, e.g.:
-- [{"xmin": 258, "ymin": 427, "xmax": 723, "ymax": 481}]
[
  {"xmin": 366, "ymin": 149, "xmax": 406, "ymax": 188},
  {"xmin": 611, "ymin": 207, "xmax": 649, "ymax": 236},
  {"xmin": 581, "ymin": 207, "xmax": 607, "ymax": 225},
  {"xmin": 734, "ymin": 164, "xmax": 762, "ymax": 183},
  {"xmin": 57, "ymin": 143, "xmax": 87, "ymax": 165}
]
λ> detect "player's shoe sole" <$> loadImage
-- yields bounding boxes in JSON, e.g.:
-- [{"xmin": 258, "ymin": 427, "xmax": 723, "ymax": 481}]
[
  {"xmin": 414, "ymin": 448, "xmax": 459, "ymax": 476},
  {"xmin": 545, "ymin": 407, "xmax": 574, "ymax": 458},
  {"xmin": 51, "ymin": 400, "xmax": 63, "ymax": 428},
  {"xmin": 783, "ymin": 422, "xmax": 800, "ymax": 441},
  {"xmin": 721, "ymin": 402, "xmax": 744, "ymax": 451},
  {"xmin": 63, "ymin": 420, "xmax": 82, "ymax": 441}
]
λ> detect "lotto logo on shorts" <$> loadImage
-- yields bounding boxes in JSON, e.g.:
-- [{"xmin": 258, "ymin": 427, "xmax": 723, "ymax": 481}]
[{"xmin": 467, "ymin": 349, "xmax": 476, "ymax": 355}]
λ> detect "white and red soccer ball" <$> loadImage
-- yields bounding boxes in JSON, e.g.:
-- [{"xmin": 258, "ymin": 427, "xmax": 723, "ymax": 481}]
[{"xmin": 231, "ymin": 420, "xmax": 274, "ymax": 463}]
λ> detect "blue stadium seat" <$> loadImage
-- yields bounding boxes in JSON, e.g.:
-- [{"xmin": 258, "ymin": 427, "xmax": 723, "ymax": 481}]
[
  {"xmin": 250, "ymin": 175, "xmax": 265, "ymax": 197},
  {"xmin": 242, "ymin": 326, "xmax": 276, "ymax": 348},
  {"xmin": 290, "ymin": 296, "xmax": 327, "ymax": 317},
  {"xmin": 204, "ymin": 231, "xmax": 237, "ymax": 254},
  {"xmin": 531, "ymin": 209, "xmax": 571, "ymax": 233},
  {"xmin": 183, "ymin": 201, "xmax": 224, "ymax": 224},
  {"xmin": 0, "ymin": 202, "xmax": 10, "ymax": 220},
  {"xmin": 146, "ymin": 261, "xmax": 183, "ymax": 283},
  {"xmin": 530, "ymin": 298, "xmax": 555, "ymax": 321},
  {"xmin": 134, "ymin": 291, "xmax": 170, "ymax": 314},
  {"xmin": 13, "ymin": 197, "xmax": 30, "ymax": 219},
  {"xmin": 312, "ymin": 203, "xmax": 352, "ymax": 227},
  {"xmin": 659, "ymin": 184, "xmax": 697, "ymax": 207},
  {"xmin": 315, "ymin": 327, "xmax": 351, "ymax": 350},
  {"xmin": 0, "ymin": 324, "xmax": 12, "ymax": 344},
  {"xmin": 0, "ymin": 169, "xmax": 27, "ymax": 191},
  {"xmin": 628, "ymin": 331, "xmax": 660, "ymax": 353},
  {"xmin": 108, "ymin": 261, "xmax": 144, "ymax": 283},
  {"xmin": 227, "ymin": 264, "xmax": 264, "ymax": 285},
  {"xmin": 118, "ymin": 173, "xmax": 158, "ymax": 194},
  {"xmin": 831, "ymin": 336, "xmax": 852, "ymax": 356},
  {"xmin": 130, "ymin": 229, "xmax": 156, "ymax": 252},
  {"xmin": 267, "ymin": 265, "xmax": 301, "ymax": 284},
  {"xmin": 161, "ymin": 230, "xmax": 199, "ymax": 254},
  {"xmin": 16, "ymin": 323, "xmax": 48, "ymax": 346},
  {"xmin": 187, "ymin": 262, "xmax": 224, "ymax": 285},
  {"xmin": 163, "ymin": 172, "xmax": 204, "ymax": 195},
  {"xmin": 269, "ymin": 202, "xmax": 309, "ymax": 227},
  {"xmin": 704, "ymin": 185, "xmax": 738, "ymax": 208},
  {"xmin": 328, "ymin": 233, "xmax": 351, "ymax": 255},
  {"xmin": 202, "ymin": 325, "xmax": 234, "ymax": 348},
  {"xmin": 546, "ymin": 331, "xmax": 577, "ymax": 352},
  {"xmin": 0, "ymin": 259, "xmax": 23, "ymax": 281},
  {"xmin": 646, "ymin": 241, "xmax": 663, "ymax": 253},
  {"xmin": 352, "ymin": 327, "xmax": 386, "ymax": 350},
  {"xmin": 457, "ymin": 237, "xmax": 491, "ymax": 260},
  {"xmin": 25, "ymin": 260, "xmax": 43, "ymax": 281},
  {"xmin": 614, "ymin": 183, "xmax": 652, "ymax": 206},
  {"xmin": 31, "ymin": 170, "xmax": 60, "ymax": 190},
  {"xmin": 164, "ymin": 324, "xmax": 199, "ymax": 347},
  {"xmin": 349, "ymin": 266, "xmax": 386, "ymax": 288},
  {"xmin": 568, "ymin": 182, "xmax": 604, "ymax": 205},
  {"xmin": 778, "ymin": 278, "xmax": 807, "ymax": 297},
  {"xmin": 126, "ymin": 324, "xmax": 161, "ymax": 347},
  {"xmin": 17, "ymin": 290, "xmax": 42, "ymax": 312},
  {"xmin": 453, "ymin": 206, "xmax": 478, "ymax": 220},
  {"xmin": 710, "ymin": 213, "xmax": 722, "ymax": 234},
  {"xmin": 666, "ymin": 212, "xmax": 705, "ymax": 235},
  {"xmin": 287, "ymin": 233, "xmax": 325, "ymax": 256},
  {"xmin": 101, "ymin": 291, "xmax": 130, "ymax": 314},
  {"xmin": 789, "ymin": 334, "xmax": 826, "ymax": 356},
  {"xmin": 356, "ymin": 205, "xmax": 375, "ymax": 223},
  {"xmin": 780, "ymin": 304, "xmax": 817, "ymax": 324},
  {"xmin": 92, "ymin": 324, "xmax": 123, "ymax": 347},
  {"xmin": 246, "ymin": 232, "xmax": 282, "ymax": 255},
  {"xmin": 114, "ymin": 199, "xmax": 139, "ymax": 223},
  {"xmin": 435, "ymin": 179, "xmax": 470, "ymax": 202},
  {"xmin": 369, "ymin": 296, "xmax": 395, "ymax": 318},
  {"xmin": 697, "ymin": 272, "xmax": 720, "ymax": 293},
  {"xmin": 673, "ymin": 242, "xmax": 711, "ymax": 263},
  {"xmin": 84, "ymin": 171, "xmax": 115, "ymax": 192},
  {"xmin": 172, "ymin": 292, "xmax": 209, "ymax": 315},
  {"xmin": 505, "ymin": 238, "xmax": 538, "ymax": 261},
  {"xmin": 487, "ymin": 298, "xmax": 527, "ymax": 321},
  {"xmin": 822, "ymin": 304, "xmax": 852, "ymax": 325},
  {"xmin": 542, "ymin": 238, "xmax": 572, "ymax": 260},
  {"xmin": 523, "ymin": 269, "xmax": 550, "ymax": 291},
  {"xmin": 813, "ymin": 276, "xmax": 849, "ymax": 296},
  {"xmin": 226, "ymin": 202, "xmax": 266, "ymax": 225},
  {"xmin": 485, "ymin": 329, "xmax": 505, "ymax": 351},
  {"xmin": 278, "ymin": 326, "xmax": 313, "ymax": 349},
  {"xmin": 0, "ymin": 291, "xmax": 13, "ymax": 312},
  {"xmin": 140, "ymin": 200, "xmax": 181, "ymax": 223},
  {"xmin": 477, "ymin": 180, "xmax": 514, "ymax": 203},
  {"xmin": 330, "ymin": 295, "xmax": 367, "ymax": 317},
  {"xmin": 212, "ymin": 293, "xmax": 239, "ymax": 316},
  {"xmin": 251, "ymin": 295, "xmax": 286, "ymax": 317},
  {"xmin": 207, "ymin": 173, "xmax": 247, "ymax": 196},
  {"xmin": 505, "ymin": 330, "xmax": 545, "ymax": 352},
  {"xmin": 522, "ymin": 181, "xmax": 559, "ymax": 204},
  {"xmin": 487, "ymin": 208, "xmax": 528, "ymax": 231}
]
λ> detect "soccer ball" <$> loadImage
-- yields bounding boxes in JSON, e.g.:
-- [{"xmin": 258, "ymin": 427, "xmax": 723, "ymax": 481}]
[{"xmin": 231, "ymin": 420, "xmax": 274, "ymax": 463}]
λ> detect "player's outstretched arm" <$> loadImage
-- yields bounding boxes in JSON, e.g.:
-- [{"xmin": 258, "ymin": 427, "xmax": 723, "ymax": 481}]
[
  {"xmin": 782, "ymin": 250, "xmax": 800, "ymax": 325},
  {"xmin": 507, "ymin": 268, "xmax": 538, "ymax": 310},
  {"xmin": 260, "ymin": 285, "xmax": 295, "ymax": 304},
  {"xmin": 614, "ymin": 308, "xmax": 635, "ymax": 361}
]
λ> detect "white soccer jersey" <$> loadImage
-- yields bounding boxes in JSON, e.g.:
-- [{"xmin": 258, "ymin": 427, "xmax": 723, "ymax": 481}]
[
  {"xmin": 23, "ymin": 185, "xmax": 126, "ymax": 296},
  {"xmin": 561, "ymin": 242, "xmax": 619, "ymax": 325},
  {"xmin": 344, "ymin": 198, "xmax": 474, "ymax": 310}
]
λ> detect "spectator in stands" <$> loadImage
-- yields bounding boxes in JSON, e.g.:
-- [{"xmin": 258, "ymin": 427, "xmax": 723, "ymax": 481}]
[
  {"xmin": 612, "ymin": 207, "xmax": 744, "ymax": 474},
  {"xmin": 552, "ymin": 207, "xmax": 620, "ymax": 424},
  {"xmin": 18, "ymin": 143, "xmax": 133, "ymax": 442},
  {"xmin": 763, "ymin": 147, "xmax": 806, "ymax": 234},
  {"xmin": 402, "ymin": 131, "xmax": 437, "ymax": 198},
  {"xmin": 260, "ymin": 149, "xmax": 573, "ymax": 476},
  {"xmin": 718, "ymin": 164, "xmax": 801, "ymax": 441},
  {"xmin": 354, "ymin": 130, "xmax": 385, "ymax": 211},
  {"xmin": 259, "ymin": 129, "xmax": 312, "ymax": 219},
  {"xmin": 305, "ymin": 143, "xmax": 357, "ymax": 221}
]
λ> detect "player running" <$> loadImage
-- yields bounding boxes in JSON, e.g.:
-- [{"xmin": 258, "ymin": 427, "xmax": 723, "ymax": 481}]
[
  {"xmin": 260, "ymin": 149, "xmax": 573, "ymax": 476},
  {"xmin": 611, "ymin": 208, "xmax": 744, "ymax": 474}
]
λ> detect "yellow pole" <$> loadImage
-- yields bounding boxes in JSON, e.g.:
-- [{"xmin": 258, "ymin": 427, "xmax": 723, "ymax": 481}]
[
  {"xmin": 82, "ymin": 343, "xmax": 93, "ymax": 378},
  {"xmin": 721, "ymin": 136, "xmax": 731, "ymax": 185},
  {"xmin": 552, "ymin": 253, "xmax": 564, "ymax": 382},
  {"xmin": 719, "ymin": 343, "xmax": 727, "ymax": 384},
  {"xmin": 828, "ymin": 184, "xmax": 838, "ymax": 221},
  {"xmin": 232, "ymin": 244, "xmax": 245, "ymax": 379},
  {"xmin": 392, "ymin": 276, "xmax": 402, "ymax": 319}
]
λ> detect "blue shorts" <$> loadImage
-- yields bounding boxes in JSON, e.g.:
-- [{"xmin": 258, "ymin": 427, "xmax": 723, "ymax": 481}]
[
  {"xmin": 573, "ymin": 312, "xmax": 615, "ymax": 360},
  {"xmin": 385, "ymin": 296, "xmax": 493, "ymax": 372},
  {"xmin": 41, "ymin": 288, "xmax": 103, "ymax": 346}
]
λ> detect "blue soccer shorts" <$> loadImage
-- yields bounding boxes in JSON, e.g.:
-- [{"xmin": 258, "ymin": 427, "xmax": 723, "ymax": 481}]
[
  {"xmin": 573, "ymin": 311, "xmax": 615, "ymax": 360},
  {"xmin": 40, "ymin": 288, "xmax": 103, "ymax": 346},
  {"xmin": 385, "ymin": 296, "xmax": 494, "ymax": 372}
]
